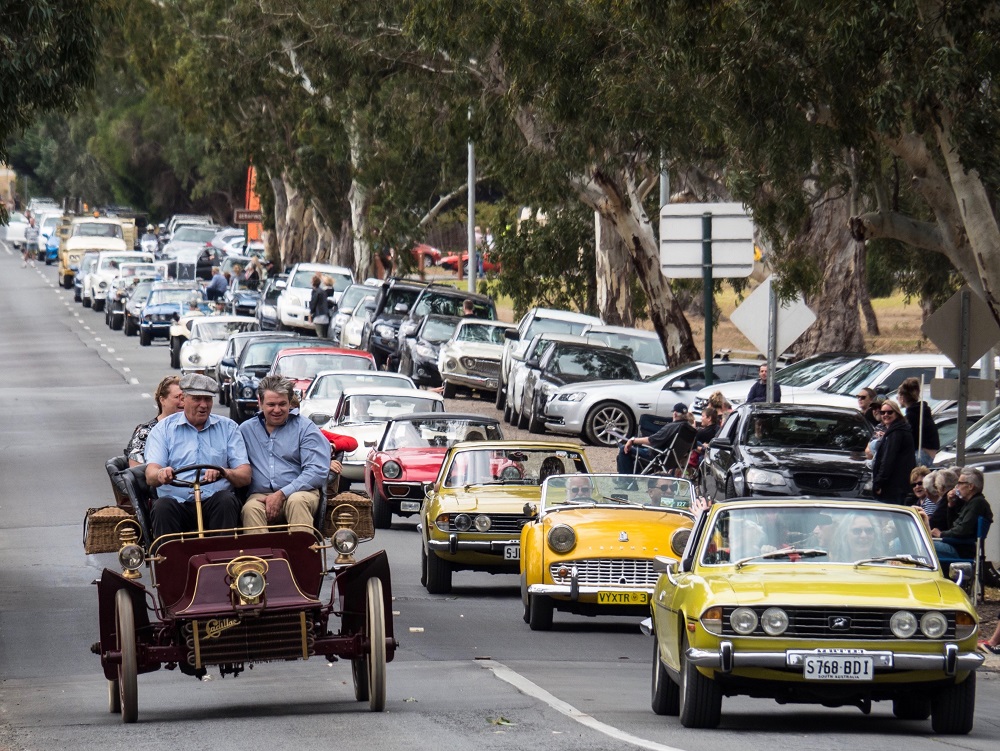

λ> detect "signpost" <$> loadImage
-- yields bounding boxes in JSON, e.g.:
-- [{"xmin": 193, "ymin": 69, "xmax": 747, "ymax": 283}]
[
  {"xmin": 660, "ymin": 202, "xmax": 754, "ymax": 383},
  {"xmin": 233, "ymin": 209, "xmax": 263, "ymax": 225}
]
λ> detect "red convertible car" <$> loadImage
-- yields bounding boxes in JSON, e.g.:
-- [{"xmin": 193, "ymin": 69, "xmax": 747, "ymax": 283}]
[
  {"xmin": 439, "ymin": 252, "xmax": 500, "ymax": 274},
  {"xmin": 269, "ymin": 346, "xmax": 376, "ymax": 397},
  {"xmin": 365, "ymin": 413, "xmax": 503, "ymax": 529}
]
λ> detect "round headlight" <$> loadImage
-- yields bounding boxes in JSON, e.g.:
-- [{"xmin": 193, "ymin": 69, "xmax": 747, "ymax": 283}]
[
  {"xmin": 547, "ymin": 524, "xmax": 576, "ymax": 554},
  {"xmin": 188, "ymin": 352, "xmax": 201, "ymax": 364},
  {"xmin": 235, "ymin": 569, "xmax": 266, "ymax": 599},
  {"xmin": 118, "ymin": 543, "xmax": 144, "ymax": 572},
  {"xmin": 454, "ymin": 513, "xmax": 472, "ymax": 532},
  {"xmin": 760, "ymin": 607, "xmax": 789, "ymax": 636},
  {"xmin": 333, "ymin": 528, "xmax": 359, "ymax": 555},
  {"xmin": 446, "ymin": 358, "xmax": 458, "ymax": 370},
  {"xmin": 890, "ymin": 610, "xmax": 918, "ymax": 638},
  {"xmin": 730, "ymin": 607, "xmax": 758, "ymax": 635},
  {"xmin": 382, "ymin": 460, "xmax": 402, "ymax": 479},
  {"xmin": 241, "ymin": 386, "xmax": 255, "ymax": 398},
  {"xmin": 474, "ymin": 514, "xmax": 492, "ymax": 532},
  {"xmin": 920, "ymin": 611, "xmax": 948, "ymax": 639},
  {"xmin": 670, "ymin": 528, "xmax": 691, "ymax": 557}
]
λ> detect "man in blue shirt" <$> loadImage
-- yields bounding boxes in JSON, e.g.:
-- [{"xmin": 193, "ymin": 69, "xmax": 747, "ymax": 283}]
[
  {"xmin": 205, "ymin": 266, "xmax": 228, "ymax": 301},
  {"xmin": 746, "ymin": 363, "xmax": 780, "ymax": 403},
  {"xmin": 145, "ymin": 373, "xmax": 252, "ymax": 538},
  {"xmin": 240, "ymin": 374, "xmax": 332, "ymax": 531}
]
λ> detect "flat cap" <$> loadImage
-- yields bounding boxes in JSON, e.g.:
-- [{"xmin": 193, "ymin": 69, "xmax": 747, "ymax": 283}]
[{"xmin": 179, "ymin": 373, "xmax": 219, "ymax": 396}]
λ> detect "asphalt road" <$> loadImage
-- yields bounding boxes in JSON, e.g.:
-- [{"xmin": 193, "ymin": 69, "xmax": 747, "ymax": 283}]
[{"xmin": 1, "ymin": 241, "xmax": 998, "ymax": 751}]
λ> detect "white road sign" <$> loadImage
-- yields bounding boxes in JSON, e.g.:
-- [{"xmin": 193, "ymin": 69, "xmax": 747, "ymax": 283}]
[
  {"xmin": 729, "ymin": 275, "xmax": 816, "ymax": 356},
  {"xmin": 659, "ymin": 202, "xmax": 755, "ymax": 279}
]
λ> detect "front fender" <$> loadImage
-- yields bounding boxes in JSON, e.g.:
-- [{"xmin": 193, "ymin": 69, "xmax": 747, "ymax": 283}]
[
  {"xmin": 520, "ymin": 522, "xmax": 545, "ymax": 584},
  {"xmin": 335, "ymin": 550, "xmax": 396, "ymax": 662},
  {"xmin": 97, "ymin": 569, "xmax": 157, "ymax": 680}
]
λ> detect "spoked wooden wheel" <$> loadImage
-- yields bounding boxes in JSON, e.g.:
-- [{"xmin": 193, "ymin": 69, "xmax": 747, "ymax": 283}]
[
  {"xmin": 365, "ymin": 577, "xmax": 387, "ymax": 711},
  {"xmin": 115, "ymin": 589, "xmax": 138, "ymax": 723}
]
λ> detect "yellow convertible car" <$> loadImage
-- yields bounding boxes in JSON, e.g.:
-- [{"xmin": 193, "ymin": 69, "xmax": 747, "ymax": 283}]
[
  {"xmin": 420, "ymin": 441, "xmax": 591, "ymax": 594},
  {"xmin": 520, "ymin": 474, "xmax": 695, "ymax": 630},
  {"xmin": 644, "ymin": 498, "xmax": 983, "ymax": 732}
]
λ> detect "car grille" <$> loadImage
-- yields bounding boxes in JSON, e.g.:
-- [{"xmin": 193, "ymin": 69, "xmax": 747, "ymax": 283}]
[
  {"xmin": 460, "ymin": 356, "xmax": 500, "ymax": 377},
  {"xmin": 386, "ymin": 483, "xmax": 425, "ymax": 500},
  {"xmin": 792, "ymin": 473, "xmax": 859, "ymax": 492},
  {"xmin": 549, "ymin": 558, "xmax": 658, "ymax": 587},
  {"xmin": 182, "ymin": 611, "xmax": 316, "ymax": 666},
  {"xmin": 719, "ymin": 606, "xmax": 957, "ymax": 640},
  {"xmin": 440, "ymin": 513, "xmax": 527, "ymax": 534}
]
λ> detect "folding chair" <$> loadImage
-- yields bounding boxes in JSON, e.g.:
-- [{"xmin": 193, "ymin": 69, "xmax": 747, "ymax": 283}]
[
  {"xmin": 937, "ymin": 516, "xmax": 992, "ymax": 603},
  {"xmin": 629, "ymin": 415, "xmax": 697, "ymax": 477}
]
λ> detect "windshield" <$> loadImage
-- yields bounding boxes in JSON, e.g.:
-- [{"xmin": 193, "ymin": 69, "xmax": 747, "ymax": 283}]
[
  {"xmin": 98, "ymin": 254, "xmax": 149, "ymax": 272},
  {"xmin": 172, "ymin": 226, "xmax": 217, "ymax": 243},
  {"xmin": 241, "ymin": 340, "xmax": 318, "ymax": 369},
  {"xmin": 525, "ymin": 317, "xmax": 592, "ymax": 338},
  {"xmin": 776, "ymin": 354, "xmax": 860, "ymax": 387},
  {"xmin": 275, "ymin": 353, "xmax": 374, "ymax": 379},
  {"xmin": 821, "ymin": 359, "xmax": 889, "ymax": 395},
  {"xmin": 584, "ymin": 332, "xmax": 667, "ymax": 366},
  {"xmin": 415, "ymin": 292, "xmax": 495, "ymax": 319},
  {"xmin": 457, "ymin": 322, "xmax": 508, "ymax": 344},
  {"xmin": 740, "ymin": 412, "xmax": 871, "ymax": 451},
  {"xmin": 550, "ymin": 347, "xmax": 640, "ymax": 381},
  {"xmin": 128, "ymin": 282, "xmax": 152, "ymax": 305},
  {"xmin": 443, "ymin": 447, "xmax": 589, "ymax": 487},
  {"xmin": 192, "ymin": 320, "xmax": 258, "ymax": 341},
  {"xmin": 337, "ymin": 285, "xmax": 371, "ymax": 313},
  {"xmin": 382, "ymin": 418, "xmax": 503, "ymax": 450},
  {"xmin": 541, "ymin": 474, "xmax": 695, "ymax": 510},
  {"xmin": 73, "ymin": 223, "xmax": 123, "ymax": 239},
  {"xmin": 306, "ymin": 372, "xmax": 413, "ymax": 399},
  {"xmin": 964, "ymin": 405, "xmax": 1000, "ymax": 452},
  {"xmin": 699, "ymin": 505, "xmax": 933, "ymax": 566},
  {"xmin": 147, "ymin": 288, "xmax": 198, "ymax": 306},
  {"xmin": 340, "ymin": 394, "xmax": 443, "ymax": 424},
  {"xmin": 421, "ymin": 317, "xmax": 458, "ymax": 343}
]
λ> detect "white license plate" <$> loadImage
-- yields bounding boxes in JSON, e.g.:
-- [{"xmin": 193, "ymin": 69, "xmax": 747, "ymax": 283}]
[
  {"xmin": 803, "ymin": 655, "xmax": 874, "ymax": 681},
  {"xmin": 400, "ymin": 501, "xmax": 421, "ymax": 512},
  {"xmin": 487, "ymin": 379, "xmax": 498, "ymax": 389},
  {"xmin": 504, "ymin": 545, "xmax": 520, "ymax": 560}
]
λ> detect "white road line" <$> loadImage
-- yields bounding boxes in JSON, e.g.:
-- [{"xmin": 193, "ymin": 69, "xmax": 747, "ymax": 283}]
[
  {"xmin": 129, "ymin": 377, "xmax": 139, "ymax": 385},
  {"xmin": 122, "ymin": 367, "xmax": 130, "ymax": 373},
  {"xmin": 483, "ymin": 660, "xmax": 685, "ymax": 751},
  {"xmin": 107, "ymin": 348, "xmax": 115, "ymax": 353}
]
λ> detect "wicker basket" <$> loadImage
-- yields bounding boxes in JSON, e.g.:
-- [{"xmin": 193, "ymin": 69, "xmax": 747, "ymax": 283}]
[
  {"xmin": 325, "ymin": 492, "xmax": 374, "ymax": 541},
  {"xmin": 83, "ymin": 506, "xmax": 136, "ymax": 554}
]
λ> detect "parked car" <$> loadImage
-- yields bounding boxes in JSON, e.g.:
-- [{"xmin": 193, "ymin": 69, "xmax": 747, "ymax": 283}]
[
  {"xmin": 137, "ymin": 281, "xmax": 204, "ymax": 346},
  {"xmin": 689, "ymin": 352, "xmax": 866, "ymax": 416},
  {"xmin": 507, "ymin": 333, "xmax": 589, "ymax": 429},
  {"xmin": 177, "ymin": 316, "xmax": 259, "ymax": 376},
  {"xmin": 61, "ymin": 218, "xmax": 128, "ymax": 292},
  {"xmin": 420, "ymin": 441, "xmax": 592, "ymax": 594},
  {"xmin": 518, "ymin": 341, "xmax": 641, "ymax": 434},
  {"xmin": 104, "ymin": 262, "xmax": 167, "ymax": 330},
  {"xmin": 546, "ymin": 357, "xmax": 763, "ymax": 447},
  {"xmin": 438, "ymin": 319, "xmax": 514, "ymax": 399},
  {"xmin": 360, "ymin": 277, "xmax": 428, "ymax": 369},
  {"xmin": 161, "ymin": 245, "xmax": 228, "ymax": 281},
  {"xmin": 410, "ymin": 243, "xmax": 442, "ymax": 265},
  {"xmin": 439, "ymin": 251, "xmax": 499, "ymax": 274},
  {"xmin": 0, "ymin": 211, "xmax": 28, "ymax": 249},
  {"xmin": 322, "ymin": 387, "xmax": 446, "ymax": 483},
  {"xmin": 33, "ymin": 210, "xmax": 62, "ymax": 262},
  {"xmin": 277, "ymin": 262, "xmax": 355, "ymax": 332},
  {"xmin": 85, "ymin": 251, "xmax": 155, "ymax": 311},
  {"xmin": 394, "ymin": 285, "xmax": 497, "ymax": 371},
  {"xmin": 582, "ymin": 325, "xmax": 668, "ymax": 378},
  {"xmin": 160, "ymin": 224, "xmax": 219, "ymax": 257},
  {"xmin": 215, "ymin": 330, "xmax": 292, "ymax": 404},
  {"xmin": 365, "ymin": 413, "xmax": 504, "ymax": 528},
  {"xmin": 936, "ymin": 404, "xmax": 1000, "ymax": 462},
  {"xmin": 122, "ymin": 280, "xmax": 154, "ymax": 337},
  {"xmin": 331, "ymin": 282, "xmax": 380, "ymax": 344},
  {"xmin": 73, "ymin": 251, "xmax": 101, "ymax": 303},
  {"xmin": 520, "ymin": 474, "xmax": 695, "ymax": 630},
  {"xmin": 496, "ymin": 307, "xmax": 604, "ymax": 412},
  {"xmin": 340, "ymin": 295, "xmax": 376, "ymax": 349},
  {"xmin": 267, "ymin": 346, "xmax": 376, "ymax": 398},
  {"xmin": 645, "ymin": 497, "xmax": 983, "ymax": 731},
  {"xmin": 300, "ymin": 370, "xmax": 416, "ymax": 427},
  {"xmin": 224, "ymin": 278, "xmax": 262, "ymax": 318},
  {"xmin": 210, "ymin": 226, "xmax": 246, "ymax": 252},
  {"xmin": 701, "ymin": 403, "xmax": 874, "ymax": 500},
  {"xmin": 398, "ymin": 314, "xmax": 460, "ymax": 387},
  {"xmin": 256, "ymin": 276, "xmax": 285, "ymax": 330},
  {"xmin": 224, "ymin": 336, "xmax": 333, "ymax": 422}
]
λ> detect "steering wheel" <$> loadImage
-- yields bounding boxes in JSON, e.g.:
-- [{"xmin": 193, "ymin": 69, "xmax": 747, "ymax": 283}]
[{"xmin": 167, "ymin": 464, "xmax": 227, "ymax": 489}]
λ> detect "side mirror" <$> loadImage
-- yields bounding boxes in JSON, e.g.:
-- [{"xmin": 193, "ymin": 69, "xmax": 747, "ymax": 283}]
[
  {"xmin": 364, "ymin": 300, "xmax": 376, "ymax": 311},
  {"xmin": 364, "ymin": 440, "xmax": 376, "ymax": 448},
  {"xmin": 949, "ymin": 562, "xmax": 972, "ymax": 586},
  {"xmin": 709, "ymin": 436, "xmax": 732, "ymax": 448},
  {"xmin": 522, "ymin": 503, "xmax": 538, "ymax": 519},
  {"xmin": 671, "ymin": 379, "xmax": 688, "ymax": 391},
  {"xmin": 275, "ymin": 280, "xmax": 286, "ymax": 289},
  {"xmin": 393, "ymin": 302, "xmax": 409, "ymax": 314},
  {"xmin": 652, "ymin": 555, "xmax": 679, "ymax": 573},
  {"xmin": 504, "ymin": 329, "xmax": 519, "ymax": 341},
  {"xmin": 525, "ymin": 358, "xmax": 540, "ymax": 369},
  {"xmin": 422, "ymin": 482, "xmax": 435, "ymax": 497}
]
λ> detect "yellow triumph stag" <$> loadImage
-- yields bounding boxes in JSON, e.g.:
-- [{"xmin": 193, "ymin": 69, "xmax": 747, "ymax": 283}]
[
  {"xmin": 645, "ymin": 498, "xmax": 983, "ymax": 733},
  {"xmin": 420, "ymin": 441, "xmax": 591, "ymax": 594},
  {"xmin": 520, "ymin": 474, "xmax": 695, "ymax": 631}
]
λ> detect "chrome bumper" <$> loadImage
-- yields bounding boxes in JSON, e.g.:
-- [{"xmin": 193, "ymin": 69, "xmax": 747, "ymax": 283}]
[
  {"xmin": 442, "ymin": 372, "xmax": 499, "ymax": 390},
  {"xmin": 427, "ymin": 535, "xmax": 520, "ymax": 555},
  {"xmin": 529, "ymin": 583, "xmax": 653, "ymax": 601},
  {"xmin": 686, "ymin": 641, "xmax": 984, "ymax": 677}
]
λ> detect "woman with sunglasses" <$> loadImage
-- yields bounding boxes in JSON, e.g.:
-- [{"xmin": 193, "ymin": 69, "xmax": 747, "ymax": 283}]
[
  {"xmin": 871, "ymin": 400, "xmax": 916, "ymax": 503},
  {"xmin": 832, "ymin": 512, "xmax": 886, "ymax": 561}
]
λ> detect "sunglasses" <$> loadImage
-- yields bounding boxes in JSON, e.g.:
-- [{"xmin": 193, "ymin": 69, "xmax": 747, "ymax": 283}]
[
  {"xmin": 880, "ymin": 409, "xmax": 895, "ymax": 415},
  {"xmin": 568, "ymin": 485, "xmax": 591, "ymax": 495},
  {"xmin": 856, "ymin": 394, "xmax": 870, "ymax": 400},
  {"xmin": 912, "ymin": 482, "xmax": 924, "ymax": 488},
  {"xmin": 655, "ymin": 484, "xmax": 673, "ymax": 491},
  {"xmin": 850, "ymin": 527, "xmax": 876, "ymax": 537}
]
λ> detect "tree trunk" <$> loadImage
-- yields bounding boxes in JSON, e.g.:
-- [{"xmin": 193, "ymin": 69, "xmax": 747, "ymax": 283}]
[
  {"xmin": 855, "ymin": 240, "xmax": 880, "ymax": 335},
  {"xmin": 346, "ymin": 115, "xmax": 373, "ymax": 281},
  {"xmin": 796, "ymin": 191, "xmax": 867, "ymax": 354},
  {"xmin": 594, "ymin": 211, "xmax": 635, "ymax": 326}
]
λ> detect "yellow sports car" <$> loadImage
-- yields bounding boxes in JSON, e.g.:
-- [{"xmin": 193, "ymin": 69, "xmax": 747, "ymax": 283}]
[
  {"xmin": 520, "ymin": 474, "xmax": 695, "ymax": 630},
  {"xmin": 645, "ymin": 498, "xmax": 983, "ymax": 732},
  {"xmin": 420, "ymin": 441, "xmax": 591, "ymax": 594}
]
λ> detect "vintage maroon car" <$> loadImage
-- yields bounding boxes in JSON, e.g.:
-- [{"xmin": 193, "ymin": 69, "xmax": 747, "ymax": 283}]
[
  {"xmin": 96, "ymin": 464, "xmax": 394, "ymax": 723},
  {"xmin": 268, "ymin": 346, "xmax": 376, "ymax": 397},
  {"xmin": 364, "ymin": 413, "xmax": 503, "ymax": 529}
]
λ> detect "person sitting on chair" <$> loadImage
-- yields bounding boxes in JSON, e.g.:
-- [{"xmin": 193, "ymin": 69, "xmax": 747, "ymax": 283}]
[
  {"xmin": 240, "ymin": 375, "xmax": 332, "ymax": 533},
  {"xmin": 617, "ymin": 403, "xmax": 697, "ymax": 475},
  {"xmin": 928, "ymin": 467, "xmax": 993, "ymax": 559}
]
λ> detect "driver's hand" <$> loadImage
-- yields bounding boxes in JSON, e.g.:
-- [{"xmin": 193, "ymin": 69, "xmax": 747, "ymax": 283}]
[
  {"xmin": 157, "ymin": 466, "xmax": 175, "ymax": 485},
  {"xmin": 202, "ymin": 468, "xmax": 223, "ymax": 483}
]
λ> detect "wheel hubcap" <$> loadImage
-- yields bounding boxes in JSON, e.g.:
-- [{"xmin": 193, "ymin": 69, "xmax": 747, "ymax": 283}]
[{"xmin": 594, "ymin": 407, "xmax": 630, "ymax": 446}]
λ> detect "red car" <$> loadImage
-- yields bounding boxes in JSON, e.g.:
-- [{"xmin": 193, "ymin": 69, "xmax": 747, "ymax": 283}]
[
  {"xmin": 439, "ymin": 252, "xmax": 500, "ymax": 274},
  {"xmin": 269, "ymin": 346, "xmax": 376, "ymax": 397},
  {"xmin": 365, "ymin": 413, "xmax": 503, "ymax": 529},
  {"xmin": 410, "ymin": 243, "xmax": 442, "ymax": 265}
]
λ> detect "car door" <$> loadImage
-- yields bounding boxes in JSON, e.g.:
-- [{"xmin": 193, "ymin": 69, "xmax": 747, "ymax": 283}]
[{"xmin": 702, "ymin": 412, "xmax": 740, "ymax": 499}]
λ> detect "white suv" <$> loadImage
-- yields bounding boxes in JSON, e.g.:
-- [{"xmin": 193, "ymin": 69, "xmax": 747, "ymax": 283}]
[
  {"xmin": 277, "ymin": 262, "xmax": 355, "ymax": 332},
  {"xmin": 495, "ymin": 307, "xmax": 603, "ymax": 411}
]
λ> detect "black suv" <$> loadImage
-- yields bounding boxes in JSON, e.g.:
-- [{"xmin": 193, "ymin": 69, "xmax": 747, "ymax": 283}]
[
  {"xmin": 360, "ymin": 277, "xmax": 428, "ymax": 369},
  {"xmin": 393, "ymin": 284, "xmax": 496, "ymax": 370}
]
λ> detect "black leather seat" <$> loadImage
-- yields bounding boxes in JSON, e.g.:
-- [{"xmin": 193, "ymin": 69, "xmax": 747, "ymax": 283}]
[
  {"xmin": 105, "ymin": 455, "xmax": 132, "ymax": 509},
  {"xmin": 120, "ymin": 465, "xmax": 156, "ymax": 548}
]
